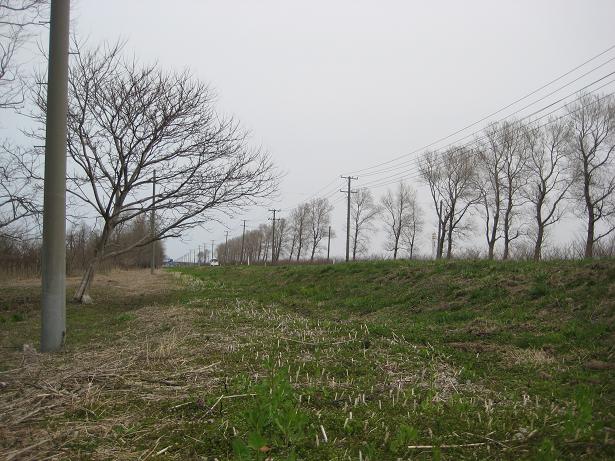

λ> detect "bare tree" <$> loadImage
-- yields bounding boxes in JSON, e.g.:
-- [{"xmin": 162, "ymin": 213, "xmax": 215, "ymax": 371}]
[
  {"xmin": 499, "ymin": 120, "xmax": 528, "ymax": 259},
  {"xmin": 350, "ymin": 188, "xmax": 380, "ymax": 260},
  {"xmin": 0, "ymin": 0, "xmax": 48, "ymax": 109},
  {"xmin": 273, "ymin": 217, "xmax": 288, "ymax": 261},
  {"xmin": 380, "ymin": 181, "xmax": 417, "ymax": 260},
  {"xmin": 258, "ymin": 223, "xmax": 272, "ymax": 262},
  {"xmin": 401, "ymin": 197, "xmax": 423, "ymax": 258},
  {"xmin": 566, "ymin": 92, "xmax": 615, "ymax": 258},
  {"xmin": 419, "ymin": 147, "xmax": 478, "ymax": 259},
  {"xmin": 33, "ymin": 43, "xmax": 277, "ymax": 302},
  {"xmin": 307, "ymin": 197, "xmax": 332, "ymax": 260},
  {"xmin": 419, "ymin": 151, "xmax": 447, "ymax": 259},
  {"xmin": 523, "ymin": 119, "xmax": 573, "ymax": 260},
  {"xmin": 475, "ymin": 123, "xmax": 506, "ymax": 259},
  {"xmin": 288, "ymin": 202, "xmax": 310, "ymax": 261}
]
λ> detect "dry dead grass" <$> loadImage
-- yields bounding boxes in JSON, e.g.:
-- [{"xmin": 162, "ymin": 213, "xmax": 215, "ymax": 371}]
[
  {"xmin": 0, "ymin": 270, "xmax": 227, "ymax": 460},
  {"xmin": 501, "ymin": 347, "xmax": 556, "ymax": 367},
  {"xmin": 0, "ymin": 302, "xmax": 224, "ymax": 460}
]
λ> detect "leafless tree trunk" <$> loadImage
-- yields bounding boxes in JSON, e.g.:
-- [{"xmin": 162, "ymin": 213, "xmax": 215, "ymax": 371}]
[
  {"xmin": 259, "ymin": 223, "xmax": 271, "ymax": 263},
  {"xmin": 290, "ymin": 203, "xmax": 310, "ymax": 261},
  {"xmin": 307, "ymin": 197, "xmax": 332, "ymax": 261},
  {"xmin": 401, "ymin": 198, "xmax": 423, "ymax": 258},
  {"xmin": 380, "ymin": 181, "xmax": 417, "ymax": 260},
  {"xmin": 566, "ymin": 93, "xmax": 615, "ymax": 258},
  {"xmin": 419, "ymin": 151, "xmax": 447, "ymax": 259},
  {"xmin": 287, "ymin": 230, "xmax": 297, "ymax": 261},
  {"xmin": 436, "ymin": 199, "xmax": 446, "ymax": 259},
  {"xmin": 499, "ymin": 121, "xmax": 528, "ymax": 260},
  {"xmin": 350, "ymin": 188, "xmax": 380, "ymax": 260},
  {"xmin": 476, "ymin": 123, "xmax": 506, "ymax": 259},
  {"xmin": 523, "ymin": 119, "xmax": 573, "ymax": 260},
  {"xmin": 273, "ymin": 217, "xmax": 288, "ymax": 261},
  {"xmin": 32, "ymin": 42, "xmax": 277, "ymax": 301},
  {"xmin": 419, "ymin": 147, "xmax": 478, "ymax": 259}
]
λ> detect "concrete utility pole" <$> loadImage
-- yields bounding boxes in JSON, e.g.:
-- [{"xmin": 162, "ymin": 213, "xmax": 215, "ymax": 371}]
[
  {"xmin": 327, "ymin": 225, "xmax": 331, "ymax": 262},
  {"xmin": 41, "ymin": 0, "xmax": 70, "ymax": 353},
  {"xmin": 240, "ymin": 220, "xmax": 247, "ymax": 264},
  {"xmin": 150, "ymin": 169, "xmax": 156, "ymax": 274},
  {"xmin": 268, "ymin": 209, "xmax": 281, "ymax": 263},
  {"xmin": 340, "ymin": 176, "xmax": 358, "ymax": 263}
]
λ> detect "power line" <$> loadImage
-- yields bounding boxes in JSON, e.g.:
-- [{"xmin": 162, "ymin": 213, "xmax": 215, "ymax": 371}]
[
  {"xmin": 357, "ymin": 63, "xmax": 615, "ymax": 180},
  {"xmin": 311, "ymin": 49, "xmax": 615, "ymax": 212},
  {"xmin": 359, "ymin": 87, "xmax": 615, "ymax": 191},
  {"xmin": 215, "ymin": 46, "xmax": 615, "ymax": 258},
  {"xmin": 356, "ymin": 75, "xmax": 615, "ymax": 190},
  {"xmin": 349, "ymin": 43, "xmax": 615, "ymax": 176}
]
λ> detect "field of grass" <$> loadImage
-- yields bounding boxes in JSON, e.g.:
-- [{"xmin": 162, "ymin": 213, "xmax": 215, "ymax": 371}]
[{"xmin": 1, "ymin": 260, "xmax": 614, "ymax": 460}]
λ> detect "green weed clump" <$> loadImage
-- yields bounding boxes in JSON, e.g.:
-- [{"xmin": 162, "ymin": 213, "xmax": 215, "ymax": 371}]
[{"xmin": 232, "ymin": 372, "xmax": 308, "ymax": 461}]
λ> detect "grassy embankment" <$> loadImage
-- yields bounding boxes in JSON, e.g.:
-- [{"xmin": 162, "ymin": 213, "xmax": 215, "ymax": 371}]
[{"xmin": 0, "ymin": 260, "xmax": 614, "ymax": 460}]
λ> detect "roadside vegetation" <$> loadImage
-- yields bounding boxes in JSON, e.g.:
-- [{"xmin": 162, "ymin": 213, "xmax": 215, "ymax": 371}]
[{"xmin": 1, "ymin": 259, "xmax": 614, "ymax": 460}]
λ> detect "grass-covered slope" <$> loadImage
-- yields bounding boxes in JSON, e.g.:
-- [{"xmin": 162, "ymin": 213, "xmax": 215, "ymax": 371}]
[
  {"xmin": 183, "ymin": 259, "xmax": 615, "ymax": 353},
  {"xmin": 180, "ymin": 259, "xmax": 615, "ymax": 459},
  {"xmin": 0, "ymin": 260, "xmax": 613, "ymax": 460}
]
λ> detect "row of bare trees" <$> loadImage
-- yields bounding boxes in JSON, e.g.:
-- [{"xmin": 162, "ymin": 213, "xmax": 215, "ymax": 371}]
[
  {"xmin": 418, "ymin": 92, "xmax": 615, "ymax": 260},
  {"xmin": 220, "ymin": 91, "xmax": 614, "ymax": 264},
  {"xmin": 215, "ymin": 185, "xmax": 427, "ymax": 263},
  {"xmin": 216, "ymin": 198, "xmax": 335, "ymax": 264},
  {"xmin": 1, "ymin": 217, "xmax": 166, "ymax": 278}
]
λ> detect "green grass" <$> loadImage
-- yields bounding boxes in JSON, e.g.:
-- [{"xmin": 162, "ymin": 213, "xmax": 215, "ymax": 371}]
[{"xmin": 1, "ymin": 260, "xmax": 614, "ymax": 460}]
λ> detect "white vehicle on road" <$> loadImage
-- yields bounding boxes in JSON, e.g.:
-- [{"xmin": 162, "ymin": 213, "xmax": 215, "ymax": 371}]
[{"xmin": 209, "ymin": 258, "xmax": 220, "ymax": 266}]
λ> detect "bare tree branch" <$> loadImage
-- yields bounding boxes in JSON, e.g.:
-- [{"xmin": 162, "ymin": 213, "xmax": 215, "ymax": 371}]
[{"xmin": 31, "ymin": 41, "xmax": 278, "ymax": 301}]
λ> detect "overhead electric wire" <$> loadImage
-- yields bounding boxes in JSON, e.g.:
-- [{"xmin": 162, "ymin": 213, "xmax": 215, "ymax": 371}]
[
  {"xmin": 259, "ymin": 45, "xmax": 615, "ymax": 217},
  {"xmin": 303, "ymin": 176, "xmax": 340, "ymax": 203},
  {"xmin": 357, "ymin": 85, "xmax": 615, "ymax": 191},
  {"xmin": 357, "ymin": 57, "xmax": 615, "ymax": 179},
  {"xmin": 349, "ymin": 43, "xmax": 615, "ymax": 176},
  {"xmin": 359, "ymin": 85, "xmax": 615, "ymax": 190},
  {"xmin": 353, "ymin": 73, "xmax": 615, "ymax": 190}
]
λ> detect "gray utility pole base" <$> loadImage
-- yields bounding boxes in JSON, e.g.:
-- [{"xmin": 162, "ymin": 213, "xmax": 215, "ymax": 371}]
[{"xmin": 41, "ymin": 0, "xmax": 70, "ymax": 352}]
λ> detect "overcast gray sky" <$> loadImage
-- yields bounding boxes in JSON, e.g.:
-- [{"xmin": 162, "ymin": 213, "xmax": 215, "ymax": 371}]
[{"xmin": 38, "ymin": 1, "xmax": 615, "ymax": 258}]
